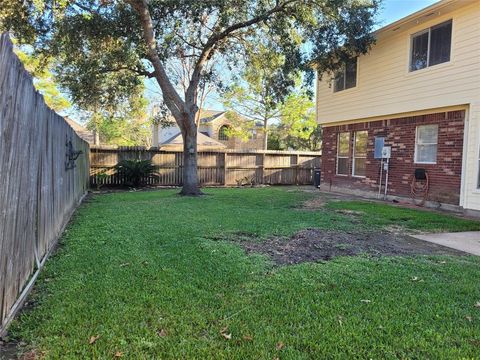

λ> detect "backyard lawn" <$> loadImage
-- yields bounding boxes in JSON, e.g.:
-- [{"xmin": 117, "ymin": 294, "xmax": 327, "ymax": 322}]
[{"xmin": 8, "ymin": 188, "xmax": 480, "ymax": 359}]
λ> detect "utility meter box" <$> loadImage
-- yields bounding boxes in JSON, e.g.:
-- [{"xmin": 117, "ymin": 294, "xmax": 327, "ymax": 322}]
[
  {"xmin": 374, "ymin": 137, "xmax": 385, "ymax": 159},
  {"xmin": 381, "ymin": 146, "xmax": 391, "ymax": 159}
]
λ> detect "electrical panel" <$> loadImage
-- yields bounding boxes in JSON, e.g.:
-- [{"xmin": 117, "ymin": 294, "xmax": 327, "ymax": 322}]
[{"xmin": 381, "ymin": 146, "xmax": 391, "ymax": 159}]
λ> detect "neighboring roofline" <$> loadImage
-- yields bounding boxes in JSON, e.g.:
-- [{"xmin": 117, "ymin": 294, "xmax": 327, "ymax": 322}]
[
  {"xmin": 199, "ymin": 110, "xmax": 226, "ymax": 124},
  {"xmin": 161, "ymin": 132, "xmax": 181, "ymax": 145},
  {"xmin": 161, "ymin": 109, "xmax": 226, "ymax": 125},
  {"xmin": 64, "ymin": 117, "xmax": 96, "ymax": 144},
  {"xmin": 159, "ymin": 131, "xmax": 227, "ymax": 148},
  {"xmin": 64, "ymin": 117, "xmax": 87, "ymax": 131},
  {"xmin": 374, "ymin": 0, "xmax": 463, "ymax": 37}
]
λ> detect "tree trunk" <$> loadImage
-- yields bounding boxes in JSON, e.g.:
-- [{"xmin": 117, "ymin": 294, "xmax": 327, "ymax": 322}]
[
  {"xmin": 179, "ymin": 113, "xmax": 203, "ymax": 195},
  {"xmin": 263, "ymin": 120, "xmax": 268, "ymax": 150},
  {"xmin": 152, "ymin": 123, "xmax": 159, "ymax": 147},
  {"xmin": 93, "ymin": 129, "xmax": 100, "ymax": 145}
]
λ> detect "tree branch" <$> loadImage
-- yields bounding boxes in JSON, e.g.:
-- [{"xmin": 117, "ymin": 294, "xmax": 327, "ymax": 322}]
[
  {"xmin": 98, "ymin": 66, "xmax": 155, "ymax": 78},
  {"xmin": 185, "ymin": 0, "xmax": 297, "ymax": 110},
  {"xmin": 174, "ymin": 31, "xmax": 204, "ymax": 51},
  {"xmin": 126, "ymin": 0, "xmax": 186, "ymax": 124}
]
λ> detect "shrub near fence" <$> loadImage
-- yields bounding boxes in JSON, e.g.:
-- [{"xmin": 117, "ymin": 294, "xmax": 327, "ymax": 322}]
[
  {"xmin": 90, "ymin": 146, "xmax": 321, "ymax": 187},
  {"xmin": 0, "ymin": 33, "xmax": 89, "ymax": 335}
]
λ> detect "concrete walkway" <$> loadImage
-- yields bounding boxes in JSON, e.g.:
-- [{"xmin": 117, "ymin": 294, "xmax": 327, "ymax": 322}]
[{"xmin": 410, "ymin": 232, "xmax": 480, "ymax": 255}]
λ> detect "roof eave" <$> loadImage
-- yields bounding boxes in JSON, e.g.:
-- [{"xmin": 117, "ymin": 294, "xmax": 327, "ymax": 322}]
[{"xmin": 374, "ymin": 0, "xmax": 462, "ymax": 38}]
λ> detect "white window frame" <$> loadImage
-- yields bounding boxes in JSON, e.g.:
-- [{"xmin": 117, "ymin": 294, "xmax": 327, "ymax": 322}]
[
  {"xmin": 333, "ymin": 58, "xmax": 358, "ymax": 93},
  {"xmin": 409, "ymin": 19, "xmax": 452, "ymax": 72},
  {"xmin": 336, "ymin": 132, "xmax": 350, "ymax": 176},
  {"xmin": 414, "ymin": 125, "xmax": 438, "ymax": 164},
  {"xmin": 352, "ymin": 130, "xmax": 368, "ymax": 177}
]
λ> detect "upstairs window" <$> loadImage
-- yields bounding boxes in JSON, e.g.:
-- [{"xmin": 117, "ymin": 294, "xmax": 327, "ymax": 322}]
[
  {"xmin": 415, "ymin": 125, "xmax": 438, "ymax": 164},
  {"xmin": 334, "ymin": 58, "xmax": 357, "ymax": 92},
  {"xmin": 410, "ymin": 20, "xmax": 452, "ymax": 72},
  {"xmin": 337, "ymin": 132, "xmax": 350, "ymax": 175}
]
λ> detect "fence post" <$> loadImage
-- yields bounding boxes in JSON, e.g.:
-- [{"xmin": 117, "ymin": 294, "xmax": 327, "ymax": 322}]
[
  {"xmin": 295, "ymin": 154, "xmax": 300, "ymax": 185},
  {"xmin": 223, "ymin": 151, "xmax": 227, "ymax": 186},
  {"xmin": 260, "ymin": 153, "xmax": 265, "ymax": 184}
]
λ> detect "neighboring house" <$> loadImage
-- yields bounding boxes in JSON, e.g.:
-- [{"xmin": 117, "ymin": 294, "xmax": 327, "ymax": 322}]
[
  {"xmin": 159, "ymin": 131, "xmax": 227, "ymax": 151},
  {"xmin": 152, "ymin": 110, "xmax": 265, "ymax": 150},
  {"xmin": 64, "ymin": 117, "xmax": 97, "ymax": 145},
  {"xmin": 316, "ymin": 0, "xmax": 480, "ymax": 212}
]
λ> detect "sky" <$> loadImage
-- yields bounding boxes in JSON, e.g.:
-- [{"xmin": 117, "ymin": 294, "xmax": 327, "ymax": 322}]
[
  {"xmin": 378, "ymin": 0, "xmax": 438, "ymax": 27},
  {"xmin": 144, "ymin": 0, "xmax": 440, "ymax": 113}
]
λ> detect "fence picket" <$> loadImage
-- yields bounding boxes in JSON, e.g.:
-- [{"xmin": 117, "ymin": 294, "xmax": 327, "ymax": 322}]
[{"xmin": 89, "ymin": 147, "xmax": 321, "ymax": 187}]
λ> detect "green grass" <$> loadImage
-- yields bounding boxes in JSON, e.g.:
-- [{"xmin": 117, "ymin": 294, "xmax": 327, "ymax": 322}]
[
  {"xmin": 327, "ymin": 200, "xmax": 480, "ymax": 232},
  {"xmin": 9, "ymin": 188, "xmax": 480, "ymax": 359}
]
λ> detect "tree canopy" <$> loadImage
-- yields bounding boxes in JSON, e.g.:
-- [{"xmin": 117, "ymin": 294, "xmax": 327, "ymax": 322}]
[
  {"xmin": 86, "ymin": 91, "xmax": 153, "ymax": 146},
  {"xmin": 270, "ymin": 93, "xmax": 322, "ymax": 151},
  {"xmin": 1, "ymin": 0, "xmax": 380, "ymax": 194},
  {"xmin": 14, "ymin": 46, "xmax": 71, "ymax": 113}
]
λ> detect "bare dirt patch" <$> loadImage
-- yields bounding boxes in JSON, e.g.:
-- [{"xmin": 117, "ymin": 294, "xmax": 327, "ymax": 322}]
[
  {"xmin": 299, "ymin": 191, "xmax": 354, "ymax": 211},
  {"xmin": 0, "ymin": 340, "xmax": 21, "ymax": 360},
  {"xmin": 236, "ymin": 229, "xmax": 466, "ymax": 265},
  {"xmin": 301, "ymin": 197, "xmax": 325, "ymax": 210}
]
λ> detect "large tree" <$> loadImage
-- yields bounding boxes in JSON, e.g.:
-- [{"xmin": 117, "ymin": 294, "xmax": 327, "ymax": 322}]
[
  {"xmin": 274, "ymin": 92, "xmax": 321, "ymax": 151},
  {"xmin": 86, "ymin": 91, "xmax": 153, "ymax": 146},
  {"xmin": 222, "ymin": 44, "xmax": 287, "ymax": 150},
  {"xmin": 222, "ymin": 42, "xmax": 320, "ymax": 150},
  {"xmin": 1, "ymin": 0, "xmax": 379, "ymax": 195}
]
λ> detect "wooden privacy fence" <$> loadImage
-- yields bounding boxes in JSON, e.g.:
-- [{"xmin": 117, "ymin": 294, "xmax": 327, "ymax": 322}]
[
  {"xmin": 0, "ymin": 33, "xmax": 89, "ymax": 335},
  {"xmin": 90, "ymin": 146, "xmax": 321, "ymax": 187}
]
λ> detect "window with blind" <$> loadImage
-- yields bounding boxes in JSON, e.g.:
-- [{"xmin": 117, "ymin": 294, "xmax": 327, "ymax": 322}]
[
  {"xmin": 337, "ymin": 132, "xmax": 350, "ymax": 175},
  {"xmin": 334, "ymin": 58, "xmax": 357, "ymax": 92},
  {"xmin": 353, "ymin": 131, "xmax": 368, "ymax": 177},
  {"xmin": 415, "ymin": 125, "xmax": 438, "ymax": 164},
  {"xmin": 410, "ymin": 20, "xmax": 452, "ymax": 72}
]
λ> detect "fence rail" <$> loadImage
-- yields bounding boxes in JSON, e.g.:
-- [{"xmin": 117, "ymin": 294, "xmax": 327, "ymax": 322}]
[
  {"xmin": 0, "ymin": 33, "xmax": 89, "ymax": 335},
  {"xmin": 90, "ymin": 146, "xmax": 321, "ymax": 187}
]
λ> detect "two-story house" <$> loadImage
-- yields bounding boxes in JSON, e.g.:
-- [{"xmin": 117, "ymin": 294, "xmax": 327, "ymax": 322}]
[
  {"xmin": 317, "ymin": 0, "xmax": 480, "ymax": 213},
  {"xmin": 152, "ymin": 110, "xmax": 265, "ymax": 150}
]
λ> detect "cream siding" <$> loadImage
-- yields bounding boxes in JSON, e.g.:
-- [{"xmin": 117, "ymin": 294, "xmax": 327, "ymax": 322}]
[{"xmin": 316, "ymin": 0, "xmax": 480, "ymax": 211}]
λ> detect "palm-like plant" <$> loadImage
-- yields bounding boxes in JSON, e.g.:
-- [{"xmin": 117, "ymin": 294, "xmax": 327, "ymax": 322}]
[{"xmin": 115, "ymin": 159, "xmax": 157, "ymax": 187}]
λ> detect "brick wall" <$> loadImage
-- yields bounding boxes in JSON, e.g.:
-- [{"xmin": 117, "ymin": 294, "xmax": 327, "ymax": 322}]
[{"xmin": 321, "ymin": 111, "xmax": 465, "ymax": 205}]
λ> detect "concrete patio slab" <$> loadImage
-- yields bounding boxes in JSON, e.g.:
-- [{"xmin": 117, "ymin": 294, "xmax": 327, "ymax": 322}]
[{"xmin": 410, "ymin": 232, "xmax": 480, "ymax": 256}]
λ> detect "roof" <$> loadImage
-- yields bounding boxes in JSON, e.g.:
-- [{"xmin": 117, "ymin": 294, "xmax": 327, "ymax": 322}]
[
  {"xmin": 198, "ymin": 110, "xmax": 226, "ymax": 124},
  {"xmin": 159, "ymin": 131, "xmax": 227, "ymax": 150},
  {"xmin": 374, "ymin": 0, "xmax": 472, "ymax": 39},
  {"xmin": 64, "ymin": 117, "xmax": 95, "ymax": 144},
  {"xmin": 199, "ymin": 109, "xmax": 264, "ymax": 128}
]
